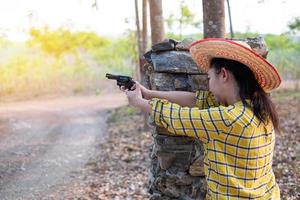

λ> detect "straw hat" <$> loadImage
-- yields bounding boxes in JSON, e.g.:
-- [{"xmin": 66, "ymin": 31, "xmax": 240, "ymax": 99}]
[{"xmin": 189, "ymin": 38, "xmax": 281, "ymax": 92}]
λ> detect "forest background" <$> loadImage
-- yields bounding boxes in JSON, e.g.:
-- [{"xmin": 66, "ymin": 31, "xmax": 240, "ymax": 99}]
[
  {"xmin": 0, "ymin": 1, "xmax": 299, "ymax": 199},
  {"xmin": 0, "ymin": 0, "xmax": 299, "ymax": 101}
]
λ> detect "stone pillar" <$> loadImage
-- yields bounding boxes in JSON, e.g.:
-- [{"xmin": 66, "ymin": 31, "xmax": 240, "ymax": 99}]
[
  {"xmin": 144, "ymin": 38, "xmax": 207, "ymax": 200},
  {"xmin": 143, "ymin": 37, "xmax": 268, "ymax": 200}
]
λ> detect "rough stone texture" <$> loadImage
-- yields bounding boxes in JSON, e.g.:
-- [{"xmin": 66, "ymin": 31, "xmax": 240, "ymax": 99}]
[
  {"xmin": 245, "ymin": 36, "xmax": 269, "ymax": 58},
  {"xmin": 231, "ymin": 36, "xmax": 269, "ymax": 58},
  {"xmin": 148, "ymin": 72, "xmax": 208, "ymax": 92},
  {"xmin": 175, "ymin": 38, "xmax": 196, "ymax": 51},
  {"xmin": 151, "ymin": 51, "xmax": 201, "ymax": 74},
  {"xmin": 145, "ymin": 39, "xmax": 207, "ymax": 200}
]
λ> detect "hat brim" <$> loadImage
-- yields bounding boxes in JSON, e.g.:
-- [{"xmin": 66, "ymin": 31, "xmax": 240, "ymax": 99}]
[{"xmin": 189, "ymin": 38, "xmax": 281, "ymax": 92}]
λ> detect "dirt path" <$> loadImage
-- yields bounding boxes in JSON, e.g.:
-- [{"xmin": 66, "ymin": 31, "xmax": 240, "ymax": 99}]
[{"xmin": 0, "ymin": 93, "xmax": 127, "ymax": 200}]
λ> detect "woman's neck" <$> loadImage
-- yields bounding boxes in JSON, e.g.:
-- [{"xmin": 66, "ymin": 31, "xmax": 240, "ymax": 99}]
[{"xmin": 222, "ymin": 82, "xmax": 241, "ymax": 106}]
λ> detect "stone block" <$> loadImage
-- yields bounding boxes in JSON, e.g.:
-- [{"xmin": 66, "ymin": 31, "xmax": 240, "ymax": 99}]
[
  {"xmin": 151, "ymin": 51, "xmax": 202, "ymax": 74},
  {"xmin": 189, "ymin": 155, "xmax": 205, "ymax": 177},
  {"xmin": 188, "ymin": 75, "xmax": 209, "ymax": 91}
]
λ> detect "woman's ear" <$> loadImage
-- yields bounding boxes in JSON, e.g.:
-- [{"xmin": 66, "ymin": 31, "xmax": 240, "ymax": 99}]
[{"xmin": 220, "ymin": 67, "xmax": 229, "ymax": 82}]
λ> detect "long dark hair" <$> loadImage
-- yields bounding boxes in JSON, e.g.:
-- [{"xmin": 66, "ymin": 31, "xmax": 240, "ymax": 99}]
[{"xmin": 210, "ymin": 58, "xmax": 279, "ymax": 132}]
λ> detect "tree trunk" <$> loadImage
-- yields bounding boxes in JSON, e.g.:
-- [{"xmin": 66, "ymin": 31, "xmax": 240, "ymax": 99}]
[
  {"xmin": 202, "ymin": 0, "xmax": 225, "ymax": 38},
  {"xmin": 149, "ymin": 0, "xmax": 165, "ymax": 45},
  {"xmin": 141, "ymin": 0, "xmax": 149, "ymax": 130},
  {"xmin": 142, "ymin": 0, "xmax": 148, "ymax": 54},
  {"xmin": 226, "ymin": 0, "xmax": 234, "ymax": 38},
  {"xmin": 134, "ymin": 0, "xmax": 142, "ymax": 81},
  {"xmin": 136, "ymin": 0, "xmax": 151, "ymax": 130}
]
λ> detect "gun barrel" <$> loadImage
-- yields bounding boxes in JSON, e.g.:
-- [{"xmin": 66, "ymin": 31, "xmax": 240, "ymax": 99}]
[{"xmin": 105, "ymin": 73, "xmax": 119, "ymax": 79}]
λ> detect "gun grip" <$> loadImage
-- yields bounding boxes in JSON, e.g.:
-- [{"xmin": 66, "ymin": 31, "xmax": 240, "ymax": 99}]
[{"xmin": 127, "ymin": 81, "xmax": 135, "ymax": 91}]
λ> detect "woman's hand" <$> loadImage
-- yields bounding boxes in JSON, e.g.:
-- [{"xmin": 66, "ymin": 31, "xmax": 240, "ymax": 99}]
[
  {"xmin": 125, "ymin": 82, "xmax": 143, "ymax": 107},
  {"xmin": 121, "ymin": 82, "xmax": 152, "ymax": 113},
  {"xmin": 124, "ymin": 81, "xmax": 152, "ymax": 100}
]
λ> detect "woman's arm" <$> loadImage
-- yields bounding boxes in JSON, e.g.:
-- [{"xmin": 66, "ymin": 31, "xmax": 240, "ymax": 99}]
[
  {"xmin": 124, "ymin": 83, "xmax": 229, "ymax": 143},
  {"xmin": 138, "ymin": 82, "xmax": 196, "ymax": 107}
]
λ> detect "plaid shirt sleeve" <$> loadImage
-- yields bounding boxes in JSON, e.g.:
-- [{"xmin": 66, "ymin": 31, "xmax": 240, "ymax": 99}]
[
  {"xmin": 148, "ymin": 98, "xmax": 230, "ymax": 143},
  {"xmin": 195, "ymin": 90, "xmax": 219, "ymax": 109}
]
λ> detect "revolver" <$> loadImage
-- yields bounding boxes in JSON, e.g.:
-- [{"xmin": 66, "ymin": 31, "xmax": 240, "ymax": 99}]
[{"xmin": 105, "ymin": 73, "xmax": 135, "ymax": 90}]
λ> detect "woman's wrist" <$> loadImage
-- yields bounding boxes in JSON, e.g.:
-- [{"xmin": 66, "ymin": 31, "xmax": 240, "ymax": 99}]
[
  {"xmin": 138, "ymin": 98, "xmax": 151, "ymax": 113},
  {"xmin": 143, "ymin": 89, "xmax": 153, "ymax": 100}
]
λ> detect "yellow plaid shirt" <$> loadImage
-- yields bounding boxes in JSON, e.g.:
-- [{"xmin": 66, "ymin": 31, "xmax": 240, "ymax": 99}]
[{"xmin": 149, "ymin": 91, "xmax": 280, "ymax": 200}]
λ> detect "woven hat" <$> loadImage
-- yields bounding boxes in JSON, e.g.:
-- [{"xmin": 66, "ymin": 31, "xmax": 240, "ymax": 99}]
[{"xmin": 189, "ymin": 38, "xmax": 281, "ymax": 92}]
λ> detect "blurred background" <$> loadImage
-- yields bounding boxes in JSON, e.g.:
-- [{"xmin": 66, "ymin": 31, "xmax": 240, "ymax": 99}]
[
  {"xmin": 0, "ymin": 0, "xmax": 298, "ymax": 101},
  {"xmin": 0, "ymin": 1, "xmax": 299, "ymax": 199}
]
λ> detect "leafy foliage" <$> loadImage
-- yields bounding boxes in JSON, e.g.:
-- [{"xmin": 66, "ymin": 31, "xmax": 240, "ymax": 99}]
[
  {"xmin": 0, "ymin": 36, "xmax": 12, "ymax": 48},
  {"xmin": 28, "ymin": 27, "xmax": 111, "ymax": 57},
  {"xmin": 89, "ymin": 30, "xmax": 137, "ymax": 75},
  {"xmin": 0, "ymin": 28, "xmax": 137, "ymax": 98},
  {"xmin": 165, "ymin": 0, "xmax": 201, "ymax": 39},
  {"xmin": 223, "ymin": 32, "xmax": 300, "ymax": 79},
  {"xmin": 288, "ymin": 17, "xmax": 300, "ymax": 33},
  {"xmin": 1, "ymin": 23, "xmax": 299, "ymax": 98},
  {"xmin": 264, "ymin": 34, "xmax": 300, "ymax": 79}
]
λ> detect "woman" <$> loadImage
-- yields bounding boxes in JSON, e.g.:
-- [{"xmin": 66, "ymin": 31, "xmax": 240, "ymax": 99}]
[{"xmin": 123, "ymin": 38, "xmax": 281, "ymax": 199}]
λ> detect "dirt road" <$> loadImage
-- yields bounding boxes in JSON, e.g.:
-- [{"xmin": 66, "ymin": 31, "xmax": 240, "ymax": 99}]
[{"xmin": 0, "ymin": 93, "xmax": 127, "ymax": 200}]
